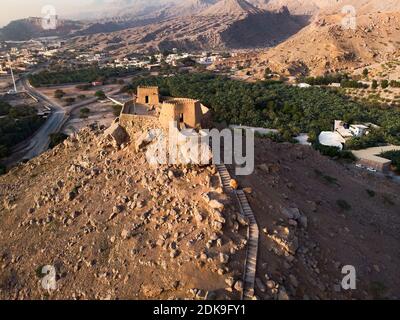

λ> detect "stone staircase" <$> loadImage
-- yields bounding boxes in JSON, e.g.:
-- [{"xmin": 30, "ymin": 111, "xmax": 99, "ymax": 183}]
[
  {"xmin": 215, "ymin": 164, "xmax": 259, "ymax": 300},
  {"xmin": 235, "ymin": 190, "xmax": 259, "ymax": 300},
  {"xmin": 216, "ymin": 164, "xmax": 233, "ymax": 192}
]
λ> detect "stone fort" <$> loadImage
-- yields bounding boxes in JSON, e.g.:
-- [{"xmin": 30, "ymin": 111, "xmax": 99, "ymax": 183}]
[
  {"xmin": 119, "ymin": 86, "xmax": 211, "ymax": 136},
  {"xmin": 136, "ymin": 86, "xmax": 160, "ymax": 105}
]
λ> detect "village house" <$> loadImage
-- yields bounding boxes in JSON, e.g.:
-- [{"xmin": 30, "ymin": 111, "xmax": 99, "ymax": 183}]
[{"xmin": 319, "ymin": 120, "xmax": 377, "ymax": 150}]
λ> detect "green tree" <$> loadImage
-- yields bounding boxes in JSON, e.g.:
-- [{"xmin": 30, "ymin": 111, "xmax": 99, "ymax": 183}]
[
  {"xmin": 65, "ymin": 97, "xmax": 76, "ymax": 105},
  {"xmin": 95, "ymin": 90, "xmax": 106, "ymax": 100},
  {"xmin": 49, "ymin": 133, "xmax": 68, "ymax": 149},
  {"xmin": 80, "ymin": 107, "xmax": 90, "ymax": 118},
  {"xmin": 54, "ymin": 89, "xmax": 65, "ymax": 99}
]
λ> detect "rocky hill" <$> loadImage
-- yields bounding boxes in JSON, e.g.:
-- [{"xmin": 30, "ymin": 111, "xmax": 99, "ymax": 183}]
[
  {"xmin": 0, "ymin": 125, "xmax": 247, "ymax": 300},
  {"xmin": 1, "ymin": 121, "xmax": 399, "ymax": 300},
  {"xmin": 0, "ymin": 17, "xmax": 84, "ymax": 41},
  {"xmin": 238, "ymin": 0, "xmax": 400, "ymax": 76},
  {"xmin": 201, "ymin": 0, "xmax": 262, "ymax": 16},
  {"xmin": 69, "ymin": 0, "xmax": 307, "ymax": 52},
  {"xmin": 230, "ymin": 138, "xmax": 400, "ymax": 299}
]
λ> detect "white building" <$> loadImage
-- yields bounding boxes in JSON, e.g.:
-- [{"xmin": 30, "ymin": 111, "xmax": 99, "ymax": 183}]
[
  {"xmin": 319, "ymin": 120, "xmax": 375, "ymax": 149},
  {"xmin": 349, "ymin": 124, "xmax": 369, "ymax": 138},
  {"xmin": 297, "ymin": 83, "xmax": 311, "ymax": 88},
  {"xmin": 318, "ymin": 131, "xmax": 346, "ymax": 150}
]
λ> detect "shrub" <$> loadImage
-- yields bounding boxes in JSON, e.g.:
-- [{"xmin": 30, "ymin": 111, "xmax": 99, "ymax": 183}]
[
  {"xmin": 0, "ymin": 164, "xmax": 6, "ymax": 175},
  {"xmin": 49, "ymin": 133, "xmax": 68, "ymax": 149},
  {"xmin": 80, "ymin": 107, "xmax": 90, "ymax": 118},
  {"xmin": 380, "ymin": 150, "xmax": 400, "ymax": 173},
  {"xmin": 76, "ymin": 84, "xmax": 91, "ymax": 91},
  {"xmin": 382, "ymin": 195, "xmax": 394, "ymax": 206},
  {"xmin": 65, "ymin": 97, "xmax": 76, "ymax": 105},
  {"xmin": 54, "ymin": 89, "xmax": 65, "ymax": 99},
  {"xmin": 314, "ymin": 169, "xmax": 340, "ymax": 186},
  {"xmin": 337, "ymin": 199, "xmax": 351, "ymax": 211},
  {"xmin": 112, "ymin": 105, "xmax": 122, "ymax": 117},
  {"xmin": 95, "ymin": 90, "xmax": 106, "ymax": 100},
  {"xmin": 366, "ymin": 189, "xmax": 376, "ymax": 197}
]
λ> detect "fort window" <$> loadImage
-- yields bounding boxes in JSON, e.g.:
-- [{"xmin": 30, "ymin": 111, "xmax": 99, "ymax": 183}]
[{"xmin": 145, "ymin": 96, "xmax": 149, "ymax": 104}]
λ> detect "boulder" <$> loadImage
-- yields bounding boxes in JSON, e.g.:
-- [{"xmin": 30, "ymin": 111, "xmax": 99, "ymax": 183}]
[
  {"xmin": 104, "ymin": 122, "xmax": 128, "ymax": 146},
  {"xmin": 209, "ymin": 200, "xmax": 224, "ymax": 211},
  {"xmin": 281, "ymin": 207, "xmax": 301, "ymax": 220},
  {"xmin": 135, "ymin": 130, "xmax": 157, "ymax": 152},
  {"xmin": 219, "ymin": 253, "xmax": 230, "ymax": 264},
  {"xmin": 234, "ymin": 280, "xmax": 244, "ymax": 292},
  {"xmin": 230, "ymin": 179, "xmax": 239, "ymax": 190}
]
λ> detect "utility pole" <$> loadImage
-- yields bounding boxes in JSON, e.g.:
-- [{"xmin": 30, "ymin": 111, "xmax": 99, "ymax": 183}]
[{"xmin": 7, "ymin": 54, "xmax": 17, "ymax": 94}]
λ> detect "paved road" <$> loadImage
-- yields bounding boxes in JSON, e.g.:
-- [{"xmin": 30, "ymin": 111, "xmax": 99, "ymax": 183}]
[
  {"xmin": 14, "ymin": 78, "xmax": 67, "ymax": 159},
  {"xmin": 6, "ymin": 78, "xmax": 122, "ymax": 165},
  {"xmin": 1, "ymin": 68, "xmax": 125, "ymax": 167}
]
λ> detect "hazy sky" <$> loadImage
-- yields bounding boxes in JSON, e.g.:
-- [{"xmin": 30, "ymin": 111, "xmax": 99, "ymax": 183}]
[{"xmin": 0, "ymin": 0, "xmax": 121, "ymax": 26}]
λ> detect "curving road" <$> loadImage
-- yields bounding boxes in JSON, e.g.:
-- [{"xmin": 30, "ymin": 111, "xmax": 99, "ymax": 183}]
[
  {"xmin": 6, "ymin": 78, "xmax": 110, "ymax": 165},
  {"xmin": 15, "ymin": 78, "xmax": 67, "ymax": 159}
]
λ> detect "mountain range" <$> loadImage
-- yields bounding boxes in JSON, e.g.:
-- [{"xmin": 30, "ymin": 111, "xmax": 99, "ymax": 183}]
[
  {"xmin": 245, "ymin": 0, "xmax": 400, "ymax": 76},
  {"xmin": 1, "ymin": 0, "xmax": 399, "ymax": 76},
  {"xmin": 0, "ymin": 0, "xmax": 310, "ymax": 42}
]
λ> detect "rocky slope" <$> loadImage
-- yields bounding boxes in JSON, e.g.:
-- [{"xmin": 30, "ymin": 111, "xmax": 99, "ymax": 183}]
[
  {"xmin": 238, "ymin": 1, "xmax": 400, "ymax": 77},
  {"xmin": 70, "ymin": 0, "xmax": 306, "ymax": 52},
  {"xmin": 1, "ymin": 121, "xmax": 399, "ymax": 300},
  {"xmin": 0, "ymin": 125, "xmax": 248, "ymax": 300},
  {"xmin": 231, "ymin": 138, "xmax": 400, "ymax": 299},
  {"xmin": 0, "ymin": 17, "xmax": 84, "ymax": 41},
  {"xmin": 201, "ymin": 0, "xmax": 263, "ymax": 16}
]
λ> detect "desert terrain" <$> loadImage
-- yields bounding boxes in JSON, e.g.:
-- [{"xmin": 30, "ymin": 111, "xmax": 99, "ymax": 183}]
[{"xmin": 0, "ymin": 126, "xmax": 248, "ymax": 300}]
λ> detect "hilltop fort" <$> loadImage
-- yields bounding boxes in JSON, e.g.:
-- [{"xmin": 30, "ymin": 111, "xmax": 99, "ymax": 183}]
[{"xmin": 119, "ymin": 86, "xmax": 212, "ymax": 138}]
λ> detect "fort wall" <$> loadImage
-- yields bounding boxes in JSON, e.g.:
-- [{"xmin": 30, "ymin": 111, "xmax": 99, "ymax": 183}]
[
  {"xmin": 120, "ymin": 113, "xmax": 159, "ymax": 137},
  {"xmin": 159, "ymin": 98, "xmax": 207, "ymax": 129},
  {"xmin": 137, "ymin": 86, "xmax": 160, "ymax": 105}
]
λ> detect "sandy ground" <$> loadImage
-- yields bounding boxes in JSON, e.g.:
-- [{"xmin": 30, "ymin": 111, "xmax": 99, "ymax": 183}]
[
  {"xmin": 37, "ymin": 83, "xmax": 121, "ymax": 108},
  {"xmin": 62, "ymin": 101, "xmax": 117, "ymax": 135},
  {"xmin": 230, "ymin": 138, "xmax": 400, "ymax": 300}
]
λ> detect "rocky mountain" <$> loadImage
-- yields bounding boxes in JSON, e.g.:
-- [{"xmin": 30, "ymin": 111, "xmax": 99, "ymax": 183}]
[
  {"xmin": 0, "ymin": 17, "xmax": 84, "ymax": 41},
  {"xmin": 238, "ymin": 0, "xmax": 400, "ymax": 77},
  {"xmin": 70, "ymin": 0, "xmax": 307, "ymax": 52},
  {"xmin": 201, "ymin": 0, "xmax": 262, "ymax": 16}
]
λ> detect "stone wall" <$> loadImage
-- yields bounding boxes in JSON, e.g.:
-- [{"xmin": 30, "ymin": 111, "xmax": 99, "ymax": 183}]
[
  {"xmin": 120, "ymin": 114, "xmax": 159, "ymax": 138},
  {"xmin": 159, "ymin": 98, "xmax": 209, "ymax": 129}
]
